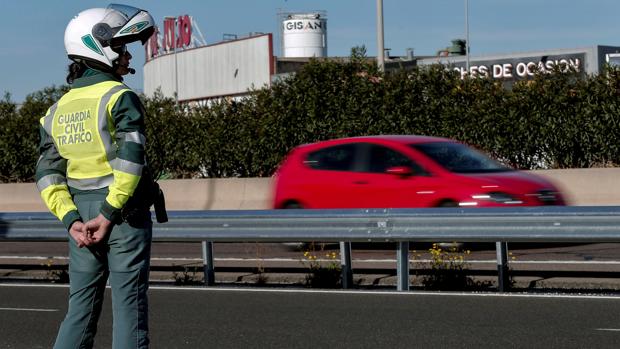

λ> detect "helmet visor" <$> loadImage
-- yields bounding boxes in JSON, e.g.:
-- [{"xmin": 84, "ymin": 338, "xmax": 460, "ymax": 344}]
[
  {"xmin": 106, "ymin": 4, "xmax": 142, "ymax": 22},
  {"xmin": 100, "ymin": 4, "xmax": 154, "ymax": 46}
]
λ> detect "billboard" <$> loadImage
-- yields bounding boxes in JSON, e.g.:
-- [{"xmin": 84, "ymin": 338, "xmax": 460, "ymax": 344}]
[
  {"xmin": 144, "ymin": 34, "xmax": 274, "ymax": 102},
  {"xmin": 449, "ymin": 54, "xmax": 585, "ymax": 80}
]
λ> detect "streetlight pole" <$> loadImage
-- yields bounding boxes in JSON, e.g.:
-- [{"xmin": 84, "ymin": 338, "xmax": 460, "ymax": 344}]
[
  {"xmin": 465, "ymin": 0, "xmax": 470, "ymax": 74},
  {"xmin": 376, "ymin": 0, "xmax": 385, "ymax": 72}
]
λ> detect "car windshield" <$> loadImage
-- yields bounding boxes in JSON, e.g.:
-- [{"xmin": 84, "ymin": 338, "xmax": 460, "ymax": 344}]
[{"xmin": 409, "ymin": 142, "xmax": 512, "ymax": 173}]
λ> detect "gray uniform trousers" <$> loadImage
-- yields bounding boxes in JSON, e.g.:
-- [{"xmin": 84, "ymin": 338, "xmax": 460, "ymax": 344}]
[{"xmin": 53, "ymin": 191, "xmax": 152, "ymax": 349}]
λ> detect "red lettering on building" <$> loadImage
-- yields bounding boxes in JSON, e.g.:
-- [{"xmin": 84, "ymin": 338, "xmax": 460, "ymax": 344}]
[
  {"xmin": 164, "ymin": 17, "xmax": 176, "ymax": 52},
  {"xmin": 147, "ymin": 15, "xmax": 193, "ymax": 59},
  {"xmin": 177, "ymin": 15, "xmax": 192, "ymax": 48},
  {"xmin": 145, "ymin": 26, "xmax": 160, "ymax": 60}
]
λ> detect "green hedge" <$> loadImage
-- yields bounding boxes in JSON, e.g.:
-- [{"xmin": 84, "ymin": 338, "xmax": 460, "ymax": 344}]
[
  {"xmin": 0, "ymin": 86, "xmax": 68, "ymax": 182},
  {"xmin": 1, "ymin": 57, "xmax": 619, "ymax": 183}
]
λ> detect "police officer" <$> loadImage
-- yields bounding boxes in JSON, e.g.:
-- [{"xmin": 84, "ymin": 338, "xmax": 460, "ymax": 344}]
[{"xmin": 35, "ymin": 4, "xmax": 156, "ymax": 348}]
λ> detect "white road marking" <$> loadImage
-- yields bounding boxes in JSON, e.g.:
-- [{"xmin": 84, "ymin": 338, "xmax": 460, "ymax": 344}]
[
  {"xmin": 1, "ymin": 283, "xmax": 619, "ymax": 300},
  {"xmin": 0, "ymin": 307, "xmax": 58, "ymax": 312},
  {"xmin": 149, "ymin": 286, "xmax": 620, "ymax": 300},
  {"xmin": 511, "ymin": 260, "xmax": 620, "ymax": 265},
  {"xmin": 0, "ymin": 256, "xmax": 69, "ymax": 260},
  {"xmin": 595, "ymin": 328, "xmax": 620, "ymax": 332}
]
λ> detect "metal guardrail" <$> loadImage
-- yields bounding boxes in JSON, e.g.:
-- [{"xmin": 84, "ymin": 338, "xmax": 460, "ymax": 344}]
[{"xmin": 1, "ymin": 206, "xmax": 620, "ymax": 291}]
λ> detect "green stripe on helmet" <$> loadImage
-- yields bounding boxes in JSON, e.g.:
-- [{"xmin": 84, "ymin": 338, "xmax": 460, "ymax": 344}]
[
  {"xmin": 81, "ymin": 34, "xmax": 104, "ymax": 55},
  {"xmin": 119, "ymin": 21, "xmax": 148, "ymax": 34}
]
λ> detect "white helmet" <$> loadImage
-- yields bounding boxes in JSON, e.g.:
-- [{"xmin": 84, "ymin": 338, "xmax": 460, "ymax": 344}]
[{"xmin": 64, "ymin": 4, "xmax": 155, "ymax": 70}]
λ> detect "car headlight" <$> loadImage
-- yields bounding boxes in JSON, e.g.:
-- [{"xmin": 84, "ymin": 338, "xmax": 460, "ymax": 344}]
[
  {"xmin": 526, "ymin": 190, "xmax": 561, "ymax": 205},
  {"xmin": 460, "ymin": 192, "xmax": 523, "ymax": 206}
]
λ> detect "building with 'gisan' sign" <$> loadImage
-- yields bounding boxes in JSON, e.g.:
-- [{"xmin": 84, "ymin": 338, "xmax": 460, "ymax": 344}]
[{"xmin": 142, "ymin": 12, "xmax": 620, "ymax": 105}]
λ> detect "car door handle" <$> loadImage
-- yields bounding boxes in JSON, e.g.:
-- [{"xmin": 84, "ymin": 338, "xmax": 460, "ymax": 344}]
[{"xmin": 353, "ymin": 181, "xmax": 368, "ymax": 185}]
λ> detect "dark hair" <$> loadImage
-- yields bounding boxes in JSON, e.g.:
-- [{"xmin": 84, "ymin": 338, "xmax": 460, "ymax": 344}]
[{"xmin": 66, "ymin": 62, "xmax": 87, "ymax": 84}]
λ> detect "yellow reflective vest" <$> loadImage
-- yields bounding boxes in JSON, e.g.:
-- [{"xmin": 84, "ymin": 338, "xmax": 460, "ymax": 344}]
[{"xmin": 35, "ymin": 71, "xmax": 146, "ymax": 229}]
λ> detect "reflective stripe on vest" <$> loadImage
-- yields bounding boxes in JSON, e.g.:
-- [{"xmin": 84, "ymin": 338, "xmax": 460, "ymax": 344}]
[
  {"xmin": 67, "ymin": 175, "xmax": 114, "ymax": 190},
  {"xmin": 36, "ymin": 173, "xmax": 67, "ymax": 192},
  {"xmin": 124, "ymin": 131, "xmax": 146, "ymax": 145},
  {"xmin": 42, "ymin": 81, "xmax": 131, "ymax": 190}
]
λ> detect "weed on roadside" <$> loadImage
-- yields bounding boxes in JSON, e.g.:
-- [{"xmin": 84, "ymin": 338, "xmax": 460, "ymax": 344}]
[
  {"xmin": 253, "ymin": 243, "xmax": 268, "ymax": 285},
  {"xmin": 172, "ymin": 264, "xmax": 203, "ymax": 286},
  {"xmin": 412, "ymin": 244, "xmax": 492, "ymax": 291},
  {"xmin": 301, "ymin": 243, "xmax": 341, "ymax": 288},
  {"xmin": 42, "ymin": 258, "xmax": 69, "ymax": 283}
]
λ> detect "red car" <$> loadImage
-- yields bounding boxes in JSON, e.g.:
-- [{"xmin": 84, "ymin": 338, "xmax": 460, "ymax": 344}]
[{"xmin": 273, "ymin": 135, "xmax": 565, "ymax": 209}]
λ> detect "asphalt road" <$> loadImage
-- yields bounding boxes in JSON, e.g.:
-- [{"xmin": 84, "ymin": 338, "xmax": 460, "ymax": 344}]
[{"xmin": 1, "ymin": 284, "xmax": 620, "ymax": 349}]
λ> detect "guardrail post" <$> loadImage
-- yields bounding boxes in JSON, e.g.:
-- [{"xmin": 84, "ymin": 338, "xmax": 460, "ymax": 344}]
[
  {"xmin": 340, "ymin": 241, "xmax": 353, "ymax": 289},
  {"xmin": 496, "ymin": 241, "xmax": 510, "ymax": 292},
  {"xmin": 397, "ymin": 241, "xmax": 410, "ymax": 291},
  {"xmin": 202, "ymin": 241, "xmax": 215, "ymax": 286}
]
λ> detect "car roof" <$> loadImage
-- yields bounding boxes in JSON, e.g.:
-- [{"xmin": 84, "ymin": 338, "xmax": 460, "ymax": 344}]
[
  {"xmin": 296, "ymin": 135, "xmax": 455, "ymax": 150},
  {"xmin": 345, "ymin": 135, "xmax": 454, "ymax": 144}
]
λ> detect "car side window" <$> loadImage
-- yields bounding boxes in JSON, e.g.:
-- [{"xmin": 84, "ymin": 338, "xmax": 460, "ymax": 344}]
[
  {"xmin": 305, "ymin": 144, "xmax": 357, "ymax": 171},
  {"xmin": 367, "ymin": 144, "xmax": 429, "ymax": 175}
]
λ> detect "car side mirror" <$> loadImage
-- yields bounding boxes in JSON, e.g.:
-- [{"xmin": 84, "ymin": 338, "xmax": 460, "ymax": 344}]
[{"xmin": 386, "ymin": 166, "xmax": 413, "ymax": 177}]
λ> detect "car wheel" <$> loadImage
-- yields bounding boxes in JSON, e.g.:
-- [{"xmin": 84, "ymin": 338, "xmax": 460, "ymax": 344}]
[
  {"xmin": 283, "ymin": 201, "xmax": 303, "ymax": 209},
  {"xmin": 438, "ymin": 200, "xmax": 458, "ymax": 208}
]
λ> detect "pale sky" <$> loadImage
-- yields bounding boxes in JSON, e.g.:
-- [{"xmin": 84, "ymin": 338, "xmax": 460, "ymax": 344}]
[{"xmin": 2, "ymin": 0, "xmax": 619, "ymax": 102}]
